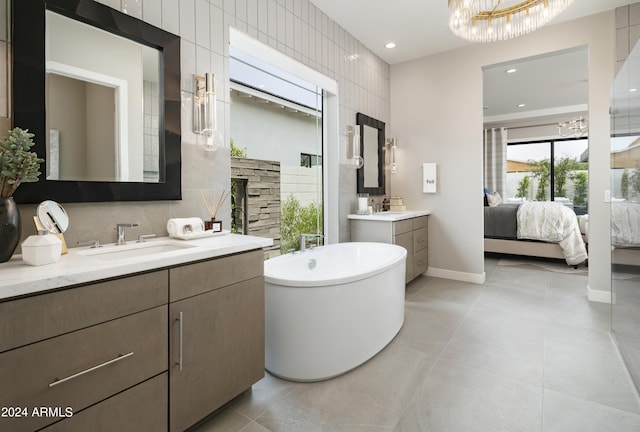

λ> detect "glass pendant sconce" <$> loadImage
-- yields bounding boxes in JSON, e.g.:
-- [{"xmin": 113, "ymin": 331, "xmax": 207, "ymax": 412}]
[
  {"xmin": 352, "ymin": 128, "xmax": 364, "ymax": 169},
  {"xmin": 193, "ymin": 73, "xmax": 224, "ymax": 151},
  {"xmin": 387, "ymin": 137, "xmax": 398, "ymax": 173}
]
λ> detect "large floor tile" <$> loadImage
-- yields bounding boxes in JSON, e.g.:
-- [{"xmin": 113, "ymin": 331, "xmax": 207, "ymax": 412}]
[
  {"xmin": 231, "ymin": 372, "xmax": 302, "ymax": 420},
  {"xmin": 254, "ymin": 341, "xmax": 432, "ymax": 431},
  {"xmin": 441, "ymin": 305, "xmax": 545, "ymax": 385},
  {"xmin": 544, "ymin": 322, "xmax": 640, "ymax": 414},
  {"xmin": 409, "ymin": 278, "xmax": 483, "ymax": 307},
  {"xmin": 189, "ymin": 406, "xmax": 252, "ymax": 432},
  {"xmin": 392, "ymin": 361, "xmax": 543, "ymax": 432},
  {"xmin": 397, "ymin": 299, "xmax": 469, "ymax": 357},
  {"xmin": 543, "ymin": 389, "xmax": 640, "ymax": 432},
  {"xmin": 475, "ymin": 279, "xmax": 547, "ymax": 321},
  {"xmin": 545, "ymin": 288, "xmax": 611, "ymax": 332}
]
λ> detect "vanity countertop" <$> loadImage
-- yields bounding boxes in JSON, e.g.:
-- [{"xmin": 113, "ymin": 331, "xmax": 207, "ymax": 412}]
[
  {"xmin": 0, "ymin": 233, "xmax": 273, "ymax": 301},
  {"xmin": 347, "ymin": 210, "xmax": 432, "ymax": 222}
]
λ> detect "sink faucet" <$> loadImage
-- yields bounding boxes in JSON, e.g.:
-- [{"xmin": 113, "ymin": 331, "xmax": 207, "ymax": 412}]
[
  {"xmin": 300, "ymin": 234, "xmax": 324, "ymax": 252},
  {"xmin": 115, "ymin": 223, "xmax": 139, "ymax": 245}
]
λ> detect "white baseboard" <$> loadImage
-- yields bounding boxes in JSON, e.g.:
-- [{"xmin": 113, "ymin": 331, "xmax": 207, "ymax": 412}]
[
  {"xmin": 587, "ymin": 285, "xmax": 611, "ymax": 304},
  {"xmin": 425, "ymin": 267, "xmax": 486, "ymax": 284}
]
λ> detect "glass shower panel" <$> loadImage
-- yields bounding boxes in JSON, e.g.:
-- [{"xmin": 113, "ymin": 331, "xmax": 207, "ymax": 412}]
[
  {"xmin": 611, "ymin": 40, "xmax": 640, "ymax": 392},
  {"xmin": 229, "ymin": 48, "xmax": 324, "ymax": 254}
]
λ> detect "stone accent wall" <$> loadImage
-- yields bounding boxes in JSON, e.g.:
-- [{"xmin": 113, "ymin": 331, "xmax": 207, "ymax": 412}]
[{"xmin": 231, "ymin": 157, "xmax": 281, "ymax": 258}]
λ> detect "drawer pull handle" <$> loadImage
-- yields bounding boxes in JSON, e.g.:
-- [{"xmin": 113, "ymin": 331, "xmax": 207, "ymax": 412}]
[
  {"xmin": 177, "ymin": 312, "xmax": 184, "ymax": 371},
  {"xmin": 49, "ymin": 352, "xmax": 134, "ymax": 388},
  {"xmin": 417, "ymin": 239, "xmax": 426, "ymax": 243}
]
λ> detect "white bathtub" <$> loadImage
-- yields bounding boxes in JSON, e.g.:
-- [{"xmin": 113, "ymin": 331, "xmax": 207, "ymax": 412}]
[{"xmin": 264, "ymin": 242, "xmax": 406, "ymax": 381}]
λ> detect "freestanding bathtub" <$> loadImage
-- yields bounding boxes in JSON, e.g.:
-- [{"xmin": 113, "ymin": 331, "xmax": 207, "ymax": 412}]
[{"xmin": 264, "ymin": 242, "xmax": 407, "ymax": 381}]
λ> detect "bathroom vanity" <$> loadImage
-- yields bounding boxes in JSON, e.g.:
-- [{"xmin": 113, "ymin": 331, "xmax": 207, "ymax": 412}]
[
  {"xmin": 0, "ymin": 234, "xmax": 271, "ymax": 432},
  {"xmin": 349, "ymin": 211, "xmax": 431, "ymax": 283}
]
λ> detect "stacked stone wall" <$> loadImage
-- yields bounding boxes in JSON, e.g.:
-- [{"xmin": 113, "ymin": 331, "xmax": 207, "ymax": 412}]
[{"xmin": 231, "ymin": 157, "xmax": 281, "ymax": 258}]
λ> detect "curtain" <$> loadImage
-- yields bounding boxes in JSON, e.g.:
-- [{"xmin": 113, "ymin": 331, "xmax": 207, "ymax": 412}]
[{"xmin": 483, "ymin": 127, "xmax": 507, "ymax": 198}]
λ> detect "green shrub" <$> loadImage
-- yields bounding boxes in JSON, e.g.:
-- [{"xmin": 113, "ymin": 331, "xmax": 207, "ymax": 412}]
[{"xmin": 280, "ymin": 195, "xmax": 322, "ymax": 253}]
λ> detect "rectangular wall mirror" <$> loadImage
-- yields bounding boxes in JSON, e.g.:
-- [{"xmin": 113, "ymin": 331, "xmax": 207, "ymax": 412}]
[
  {"xmin": 12, "ymin": 0, "xmax": 182, "ymax": 203},
  {"xmin": 356, "ymin": 112, "xmax": 385, "ymax": 196}
]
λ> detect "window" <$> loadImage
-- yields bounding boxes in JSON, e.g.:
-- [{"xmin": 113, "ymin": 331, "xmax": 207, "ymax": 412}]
[
  {"xmin": 300, "ymin": 153, "xmax": 322, "ymax": 168},
  {"xmin": 229, "ymin": 46, "xmax": 324, "ymax": 253},
  {"xmin": 506, "ymin": 138, "xmax": 588, "ymax": 214}
]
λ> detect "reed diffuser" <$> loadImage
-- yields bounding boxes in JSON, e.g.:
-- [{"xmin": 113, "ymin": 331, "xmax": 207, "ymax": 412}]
[{"xmin": 200, "ymin": 189, "xmax": 230, "ymax": 232}]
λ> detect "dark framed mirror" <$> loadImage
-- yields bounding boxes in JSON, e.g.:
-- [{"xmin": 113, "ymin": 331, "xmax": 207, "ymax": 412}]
[
  {"xmin": 12, "ymin": 0, "xmax": 181, "ymax": 203},
  {"xmin": 356, "ymin": 112, "xmax": 385, "ymax": 196}
]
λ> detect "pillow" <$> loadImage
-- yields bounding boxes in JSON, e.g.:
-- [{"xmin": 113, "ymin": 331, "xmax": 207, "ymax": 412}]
[
  {"xmin": 486, "ymin": 192, "xmax": 502, "ymax": 207},
  {"xmin": 483, "ymin": 188, "xmax": 490, "ymax": 206}
]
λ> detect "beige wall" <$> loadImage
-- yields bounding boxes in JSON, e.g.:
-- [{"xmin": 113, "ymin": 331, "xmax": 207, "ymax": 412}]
[
  {"xmin": 390, "ymin": 12, "xmax": 615, "ymax": 294},
  {"xmin": 4, "ymin": 0, "xmax": 389, "ymax": 248}
]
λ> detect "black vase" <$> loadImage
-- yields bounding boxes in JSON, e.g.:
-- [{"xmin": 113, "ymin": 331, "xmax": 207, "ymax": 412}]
[{"xmin": 0, "ymin": 197, "xmax": 21, "ymax": 263}]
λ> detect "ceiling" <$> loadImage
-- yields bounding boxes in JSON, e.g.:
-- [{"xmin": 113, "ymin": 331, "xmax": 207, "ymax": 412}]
[
  {"xmin": 309, "ymin": 0, "xmax": 633, "ymax": 65},
  {"xmin": 309, "ymin": 0, "xmax": 632, "ymax": 124}
]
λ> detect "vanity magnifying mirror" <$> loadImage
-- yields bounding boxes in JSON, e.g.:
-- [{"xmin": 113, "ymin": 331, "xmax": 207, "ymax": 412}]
[
  {"xmin": 36, "ymin": 200, "xmax": 69, "ymax": 234},
  {"xmin": 12, "ymin": 0, "xmax": 181, "ymax": 203},
  {"xmin": 356, "ymin": 113, "xmax": 385, "ymax": 196}
]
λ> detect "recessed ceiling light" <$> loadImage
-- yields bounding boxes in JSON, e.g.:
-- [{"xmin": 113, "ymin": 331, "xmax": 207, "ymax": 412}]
[
  {"xmin": 385, "ymin": 42, "xmax": 396, "ymax": 49},
  {"xmin": 506, "ymin": 68, "xmax": 517, "ymax": 74},
  {"xmin": 631, "ymin": 88, "xmax": 638, "ymax": 92},
  {"xmin": 517, "ymin": 103, "xmax": 526, "ymax": 108}
]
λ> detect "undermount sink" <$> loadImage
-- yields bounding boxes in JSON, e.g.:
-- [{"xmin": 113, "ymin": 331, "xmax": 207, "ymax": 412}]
[{"xmin": 78, "ymin": 240, "xmax": 197, "ymax": 261}]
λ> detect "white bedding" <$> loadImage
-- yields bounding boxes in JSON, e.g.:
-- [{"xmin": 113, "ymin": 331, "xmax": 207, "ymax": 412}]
[
  {"xmin": 517, "ymin": 201, "xmax": 588, "ymax": 265},
  {"xmin": 612, "ymin": 202, "xmax": 640, "ymax": 247}
]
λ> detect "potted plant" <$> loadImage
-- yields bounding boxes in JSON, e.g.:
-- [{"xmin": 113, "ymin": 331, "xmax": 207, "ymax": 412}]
[{"xmin": 0, "ymin": 128, "xmax": 44, "ymax": 262}]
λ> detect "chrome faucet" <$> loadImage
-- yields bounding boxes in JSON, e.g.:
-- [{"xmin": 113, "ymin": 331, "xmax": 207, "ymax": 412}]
[
  {"xmin": 300, "ymin": 234, "xmax": 324, "ymax": 252},
  {"xmin": 115, "ymin": 223, "xmax": 139, "ymax": 245}
]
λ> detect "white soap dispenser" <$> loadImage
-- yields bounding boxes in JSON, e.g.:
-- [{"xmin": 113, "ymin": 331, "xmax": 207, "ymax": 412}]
[{"xmin": 21, "ymin": 229, "xmax": 63, "ymax": 266}]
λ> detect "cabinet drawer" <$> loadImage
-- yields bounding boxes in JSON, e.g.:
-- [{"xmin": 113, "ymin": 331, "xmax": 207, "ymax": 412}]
[
  {"xmin": 42, "ymin": 373, "xmax": 168, "ymax": 432},
  {"xmin": 392, "ymin": 219, "xmax": 413, "ymax": 236},
  {"xmin": 0, "ymin": 306, "xmax": 168, "ymax": 432},
  {"xmin": 394, "ymin": 232, "xmax": 414, "ymax": 283},
  {"xmin": 414, "ymin": 249, "xmax": 429, "ymax": 276},
  {"xmin": 169, "ymin": 249, "xmax": 264, "ymax": 302},
  {"xmin": 0, "ymin": 270, "xmax": 168, "ymax": 352},
  {"xmin": 413, "ymin": 227, "xmax": 428, "ymax": 253},
  {"xmin": 412, "ymin": 215, "xmax": 429, "ymax": 230}
]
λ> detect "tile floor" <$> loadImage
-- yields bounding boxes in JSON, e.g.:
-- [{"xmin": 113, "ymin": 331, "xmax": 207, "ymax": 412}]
[{"xmin": 191, "ymin": 256, "xmax": 640, "ymax": 432}]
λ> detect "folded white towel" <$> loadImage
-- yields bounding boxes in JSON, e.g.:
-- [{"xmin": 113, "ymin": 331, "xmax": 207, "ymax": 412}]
[{"xmin": 167, "ymin": 217, "xmax": 205, "ymax": 237}]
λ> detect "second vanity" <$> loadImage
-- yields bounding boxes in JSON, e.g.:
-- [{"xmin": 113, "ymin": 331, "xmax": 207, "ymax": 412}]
[
  {"xmin": 349, "ymin": 210, "xmax": 431, "ymax": 283},
  {"xmin": 0, "ymin": 234, "xmax": 272, "ymax": 432}
]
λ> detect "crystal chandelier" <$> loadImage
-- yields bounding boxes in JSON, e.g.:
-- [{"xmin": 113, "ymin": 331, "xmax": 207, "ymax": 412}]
[
  {"xmin": 448, "ymin": 0, "xmax": 574, "ymax": 43},
  {"xmin": 558, "ymin": 116, "xmax": 588, "ymax": 138}
]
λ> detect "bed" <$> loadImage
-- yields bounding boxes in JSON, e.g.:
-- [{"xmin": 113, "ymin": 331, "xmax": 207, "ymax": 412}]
[
  {"xmin": 611, "ymin": 202, "xmax": 640, "ymax": 267},
  {"xmin": 484, "ymin": 201, "xmax": 588, "ymax": 266}
]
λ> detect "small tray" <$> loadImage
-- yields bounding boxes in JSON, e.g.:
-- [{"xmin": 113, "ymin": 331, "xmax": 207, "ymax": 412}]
[{"xmin": 170, "ymin": 230, "xmax": 230, "ymax": 240}]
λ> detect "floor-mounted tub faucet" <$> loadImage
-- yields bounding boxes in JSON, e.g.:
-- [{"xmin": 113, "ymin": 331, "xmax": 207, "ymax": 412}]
[{"xmin": 300, "ymin": 234, "xmax": 324, "ymax": 252}]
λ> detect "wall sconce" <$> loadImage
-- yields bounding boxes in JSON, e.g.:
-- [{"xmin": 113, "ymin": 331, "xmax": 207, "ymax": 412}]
[
  {"xmin": 352, "ymin": 127, "xmax": 364, "ymax": 169},
  {"xmin": 387, "ymin": 137, "xmax": 398, "ymax": 173},
  {"xmin": 193, "ymin": 73, "xmax": 223, "ymax": 151}
]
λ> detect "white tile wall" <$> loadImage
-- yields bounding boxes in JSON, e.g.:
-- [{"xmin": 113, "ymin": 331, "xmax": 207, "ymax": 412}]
[
  {"xmin": 616, "ymin": 2, "xmax": 640, "ymax": 73},
  {"xmin": 7, "ymin": 0, "xmax": 391, "ymax": 244}
]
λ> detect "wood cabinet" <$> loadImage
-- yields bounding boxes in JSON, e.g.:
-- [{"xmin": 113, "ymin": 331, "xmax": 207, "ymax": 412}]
[
  {"xmin": 350, "ymin": 214, "xmax": 429, "ymax": 283},
  {"xmin": 0, "ymin": 271, "xmax": 169, "ymax": 432},
  {"xmin": 168, "ymin": 250, "xmax": 265, "ymax": 432},
  {"xmin": 0, "ymin": 248, "xmax": 266, "ymax": 432}
]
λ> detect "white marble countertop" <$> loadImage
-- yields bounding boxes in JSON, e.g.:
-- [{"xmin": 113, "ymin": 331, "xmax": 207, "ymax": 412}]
[
  {"xmin": 347, "ymin": 210, "xmax": 432, "ymax": 222},
  {"xmin": 0, "ymin": 233, "xmax": 273, "ymax": 301}
]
